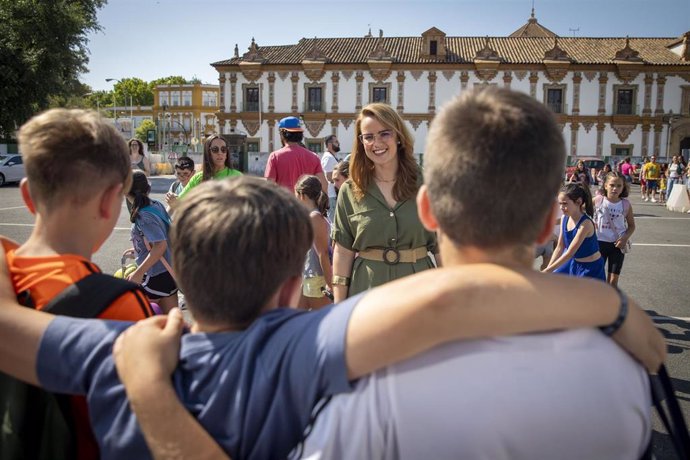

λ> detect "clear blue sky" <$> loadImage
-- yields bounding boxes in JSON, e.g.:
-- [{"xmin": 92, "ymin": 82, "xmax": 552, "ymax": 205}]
[{"xmin": 84, "ymin": 0, "xmax": 690, "ymax": 91}]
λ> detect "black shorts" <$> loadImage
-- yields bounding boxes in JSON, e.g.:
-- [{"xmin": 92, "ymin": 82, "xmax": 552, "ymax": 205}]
[
  {"xmin": 142, "ymin": 271, "xmax": 178, "ymax": 300},
  {"xmin": 598, "ymin": 241, "xmax": 625, "ymax": 275}
]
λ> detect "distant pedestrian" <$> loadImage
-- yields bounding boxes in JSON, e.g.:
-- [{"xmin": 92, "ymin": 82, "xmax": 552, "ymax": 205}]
[
  {"xmin": 169, "ymin": 135, "xmax": 242, "ymax": 208},
  {"xmin": 129, "ymin": 138, "xmax": 151, "ymax": 176},
  {"xmin": 322, "ymin": 135, "xmax": 341, "ymax": 222},
  {"xmin": 642, "ymin": 155, "xmax": 660, "ymax": 202},
  {"xmin": 594, "ymin": 172, "xmax": 635, "ymax": 287},
  {"xmin": 620, "ymin": 157, "xmax": 634, "ymax": 183},
  {"xmin": 544, "ymin": 183, "xmax": 605, "ymax": 280},
  {"xmin": 667, "ymin": 155, "xmax": 684, "ymax": 199},
  {"xmin": 264, "ymin": 117, "xmax": 327, "ymax": 192},
  {"xmin": 332, "ymin": 160, "xmax": 349, "ymax": 197},
  {"xmin": 165, "ymin": 156, "xmax": 195, "ymax": 211}
]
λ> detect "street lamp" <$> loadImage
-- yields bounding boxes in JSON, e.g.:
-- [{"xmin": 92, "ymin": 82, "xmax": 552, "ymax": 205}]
[{"xmin": 106, "ymin": 78, "xmax": 134, "ymax": 137}]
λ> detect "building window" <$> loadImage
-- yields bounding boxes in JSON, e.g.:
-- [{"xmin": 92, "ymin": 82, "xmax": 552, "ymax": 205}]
[
  {"xmin": 543, "ymin": 84, "xmax": 567, "ymax": 114},
  {"xmin": 308, "ymin": 87, "xmax": 323, "ymax": 111},
  {"xmin": 430, "ymin": 40, "xmax": 438, "ymax": 56},
  {"xmin": 182, "ymin": 91, "xmax": 192, "ymax": 106},
  {"xmin": 303, "ymin": 83, "xmax": 326, "ymax": 112},
  {"xmin": 158, "ymin": 92, "xmax": 168, "ymax": 106},
  {"xmin": 203, "ymin": 91, "xmax": 217, "ymax": 107},
  {"xmin": 171, "ymin": 92, "xmax": 180, "ymax": 107},
  {"xmin": 246, "ymin": 140, "xmax": 260, "ymax": 153},
  {"xmin": 368, "ymin": 82, "xmax": 392, "ymax": 104},
  {"xmin": 243, "ymin": 85, "xmax": 259, "ymax": 112},
  {"xmin": 306, "ymin": 140, "xmax": 323, "ymax": 153},
  {"xmin": 613, "ymin": 85, "xmax": 637, "ymax": 115},
  {"xmin": 611, "ymin": 144, "xmax": 634, "ymax": 157}
]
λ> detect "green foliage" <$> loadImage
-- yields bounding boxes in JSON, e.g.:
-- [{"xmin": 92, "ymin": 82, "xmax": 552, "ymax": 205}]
[
  {"xmin": 110, "ymin": 77, "xmax": 154, "ymax": 106},
  {"xmin": 149, "ymin": 76, "xmax": 189, "ymax": 87},
  {"xmin": 135, "ymin": 119, "xmax": 157, "ymax": 143},
  {"xmin": 0, "ymin": 0, "xmax": 107, "ymax": 137}
]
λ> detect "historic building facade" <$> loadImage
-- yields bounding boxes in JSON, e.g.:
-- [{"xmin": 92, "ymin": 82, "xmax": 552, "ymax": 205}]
[
  {"xmin": 152, "ymin": 83, "xmax": 220, "ymax": 149},
  {"xmin": 211, "ymin": 15, "xmax": 690, "ymax": 161}
]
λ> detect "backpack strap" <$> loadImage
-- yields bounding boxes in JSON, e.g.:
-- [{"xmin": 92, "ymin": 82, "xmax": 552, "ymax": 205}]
[
  {"xmin": 139, "ymin": 204, "xmax": 171, "ymax": 228},
  {"xmin": 43, "ymin": 273, "xmax": 144, "ymax": 318},
  {"xmin": 650, "ymin": 365, "xmax": 690, "ymax": 459}
]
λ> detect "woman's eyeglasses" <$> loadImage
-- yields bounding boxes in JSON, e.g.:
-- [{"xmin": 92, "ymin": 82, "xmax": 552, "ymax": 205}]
[
  {"xmin": 358, "ymin": 130, "xmax": 394, "ymax": 145},
  {"xmin": 210, "ymin": 146, "xmax": 228, "ymax": 154}
]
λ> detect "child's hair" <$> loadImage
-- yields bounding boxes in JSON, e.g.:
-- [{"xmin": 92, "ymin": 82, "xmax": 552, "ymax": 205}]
[
  {"xmin": 424, "ymin": 88, "xmax": 565, "ymax": 247},
  {"xmin": 599, "ymin": 172, "xmax": 629, "ymax": 198},
  {"xmin": 295, "ymin": 174, "xmax": 329, "ymax": 217},
  {"xmin": 17, "ymin": 109, "xmax": 131, "ymax": 209},
  {"xmin": 128, "ymin": 170, "xmax": 152, "ymax": 223},
  {"xmin": 171, "ymin": 177, "xmax": 313, "ymax": 327},
  {"xmin": 202, "ymin": 135, "xmax": 232, "ymax": 182},
  {"xmin": 351, "ymin": 103, "xmax": 418, "ymax": 202},
  {"xmin": 561, "ymin": 182, "xmax": 594, "ymax": 216},
  {"xmin": 334, "ymin": 160, "xmax": 350, "ymax": 179}
]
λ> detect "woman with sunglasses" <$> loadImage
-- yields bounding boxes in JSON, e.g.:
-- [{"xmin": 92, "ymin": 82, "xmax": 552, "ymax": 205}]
[
  {"xmin": 331, "ymin": 103, "xmax": 439, "ymax": 302},
  {"xmin": 175, "ymin": 135, "xmax": 242, "ymax": 201}
]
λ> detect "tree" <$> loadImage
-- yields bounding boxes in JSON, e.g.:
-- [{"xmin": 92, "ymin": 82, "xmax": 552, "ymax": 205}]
[
  {"xmin": 149, "ymin": 76, "xmax": 189, "ymax": 88},
  {"xmin": 0, "ymin": 0, "xmax": 107, "ymax": 138},
  {"xmin": 135, "ymin": 119, "xmax": 157, "ymax": 143},
  {"xmin": 112, "ymin": 77, "xmax": 154, "ymax": 107}
]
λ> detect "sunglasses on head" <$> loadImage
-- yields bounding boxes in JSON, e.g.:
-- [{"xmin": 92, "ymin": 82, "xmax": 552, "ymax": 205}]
[
  {"xmin": 176, "ymin": 163, "xmax": 192, "ymax": 170},
  {"xmin": 210, "ymin": 146, "xmax": 228, "ymax": 154}
]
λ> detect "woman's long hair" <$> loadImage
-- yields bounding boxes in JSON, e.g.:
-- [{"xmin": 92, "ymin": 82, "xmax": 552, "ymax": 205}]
[
  {"xmin": 128, "ymin": 170, "xmax": 151, "ymax": 223},
  {"xmin": 202, "ymin": 135, "xmax": 232, "ymax": 182},
  {"xmin": 350, "ymin": 103, "xmax": 418, "ymax": 202}
]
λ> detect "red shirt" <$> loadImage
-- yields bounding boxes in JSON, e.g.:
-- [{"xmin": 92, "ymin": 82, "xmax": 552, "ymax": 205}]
[{"xmin": 264, "ymin": 144, "xmax": 324, "ymax": 191}]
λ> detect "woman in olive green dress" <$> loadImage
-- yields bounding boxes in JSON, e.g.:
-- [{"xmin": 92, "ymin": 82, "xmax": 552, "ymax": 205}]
[{"xmin": 331, "ymin": 103, "xmax": 439, "ymax": 301}]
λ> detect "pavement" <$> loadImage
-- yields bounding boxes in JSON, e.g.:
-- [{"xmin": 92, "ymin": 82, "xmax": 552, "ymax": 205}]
[{"xmin": 0, "ymin": 181, "xmax": 688, "ymax": 457}]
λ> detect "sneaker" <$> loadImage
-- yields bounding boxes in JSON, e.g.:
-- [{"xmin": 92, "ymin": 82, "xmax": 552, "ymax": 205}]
[
  {"xmin": 644, "ymin": 197, "xmax": 649, "ymax": 201},
  {"xmin": 651, "ymin": 198, "xmax": 657, "ymax": 203}
]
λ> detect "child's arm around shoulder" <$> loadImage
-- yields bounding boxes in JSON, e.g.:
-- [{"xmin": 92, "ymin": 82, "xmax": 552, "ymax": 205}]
[
  {"xmin": 344, "ymin": 264, "xmax": 665, "ymax": 379},
  {"xmin": 0, "ymin": 236, "xmax": 53, "ymax": 385}
]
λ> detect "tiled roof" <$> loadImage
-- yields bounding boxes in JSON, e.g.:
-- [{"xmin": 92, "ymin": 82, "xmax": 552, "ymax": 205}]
[
  {"xmin": 509, "ymin": 16, "xmax": 558, "ymax": 38},
  {"xmin": 211, "ymin": 36, "xmax": 688, "ymax": 67}
]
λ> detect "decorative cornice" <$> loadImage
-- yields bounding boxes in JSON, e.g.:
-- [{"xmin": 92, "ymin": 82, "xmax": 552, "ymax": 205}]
[
  {"xmin": 612, "ymin": 123, "xmax": 637, "ymax": 142},
  {"xmin": 474, "ymin": 36, "xmax": 501, "ymax": 61},
  {"xmin": 583, "ymin": 71, "xmax": 597, "ymax": 82},
  {"xmin": 241, "ymin": 37, "xmax": 266, "ymax": 63},
  {"xmin": 303, "ymin": 37, "xmax": 330, "ymax": 62},
  {"xmin": 410, "ymin": 70, "xmax": 423, "ymax": 81},
  {"xmin": 304, "ymin": 120, "xmax": 326, "ymax": 137},
  {"xmin": 367, "ymin": 39, "xmax": 394, "ymax": 81},
  {"xmin": 543, "ymin": 38, "xmax": 571, "ymax": 62},
  {"xmin": 238, "ymin": 62, "xmax": 263, "ymax": 82},
  {"xmin": 614, "ymin": 37, "xmax": 644, "ymax": 62},
  {"xmin": 514, "ymin": 70, "xmax": 527, "ymax": 81},
  {"xmin": 242, "ymin": 120, "xmax": 260, "ymax": 136}
]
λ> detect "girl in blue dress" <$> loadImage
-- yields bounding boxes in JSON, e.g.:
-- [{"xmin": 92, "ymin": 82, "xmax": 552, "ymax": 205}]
[{"xmin": 544, "ymin": 183, "xmax": 605, "ymax": 281}]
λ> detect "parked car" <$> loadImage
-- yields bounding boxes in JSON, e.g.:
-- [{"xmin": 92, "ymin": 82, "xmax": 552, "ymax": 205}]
[
  {"xmin": 0, "ymin": 154, "xmax": 25, "ymax": 186},
  {"xmin": 565, "ymin": 157, "xmax": 607, "ymax": 184}
]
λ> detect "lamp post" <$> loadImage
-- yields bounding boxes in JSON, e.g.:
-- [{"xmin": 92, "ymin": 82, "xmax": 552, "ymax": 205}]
[{"xmin": 106, "ymin": 78, "xmax": 134, "ymax": 137}]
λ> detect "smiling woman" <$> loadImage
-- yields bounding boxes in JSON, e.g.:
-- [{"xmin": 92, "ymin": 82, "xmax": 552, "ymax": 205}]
[{"xmin": 331, "ymin": 103, "xmax": 439, "ymax": 302}]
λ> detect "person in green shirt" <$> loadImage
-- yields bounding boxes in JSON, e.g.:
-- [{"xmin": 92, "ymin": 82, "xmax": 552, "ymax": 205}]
[
  {"xmin": 170, "ymin": 135, "xmax": 242, "ymax": 207},
  {"xmin": 331, "ymin": 103, "xmax": 439, "ymax": 302}
]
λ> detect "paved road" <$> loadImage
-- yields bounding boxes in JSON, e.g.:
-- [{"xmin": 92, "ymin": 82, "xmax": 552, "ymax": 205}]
[{"xmin": 0, "ymin": 179, "xmax": 688, "ymax": 456}]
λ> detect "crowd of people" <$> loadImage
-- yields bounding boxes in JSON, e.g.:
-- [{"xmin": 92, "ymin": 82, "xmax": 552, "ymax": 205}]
[{"xmin": 0, "ymin": 88, "xmax": 674, "ymax": 459}]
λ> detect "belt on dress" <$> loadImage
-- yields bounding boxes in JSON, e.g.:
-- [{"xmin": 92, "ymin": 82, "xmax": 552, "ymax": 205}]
[{"xmin": 357, "ymin": 247, "xmax": 429, "ymax": 265}]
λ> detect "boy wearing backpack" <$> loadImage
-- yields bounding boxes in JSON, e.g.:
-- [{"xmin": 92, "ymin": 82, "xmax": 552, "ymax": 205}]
[{"xmin": 1, "ymin": 109, "xmax": 155, "ymax": 460}]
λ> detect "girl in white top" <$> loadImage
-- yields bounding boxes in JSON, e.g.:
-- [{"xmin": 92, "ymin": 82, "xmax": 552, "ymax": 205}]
[{"xmin": 594, "ymin": 172, "xmax": 636, "ymax": 287}]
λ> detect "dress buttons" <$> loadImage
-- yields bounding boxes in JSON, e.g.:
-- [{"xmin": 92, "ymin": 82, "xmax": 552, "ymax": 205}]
[{"xmin": 390, "ymin": 211, "xmax": 394, "ymax": 217}]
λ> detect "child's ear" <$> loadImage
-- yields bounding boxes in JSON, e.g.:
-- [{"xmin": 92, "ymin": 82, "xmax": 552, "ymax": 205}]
[
  {"xmin": 416, "ymin": 185, "xmax": 439, "ymax": 231},
  {"xmin": 277, "ymin": 275, "xmax": 302, "ymax": 308},
  {"xmin": 99, "ymin": 183, "xmax": 124, "ymax": 219},
  {"xmin": 19, "ymin": 179, "xmax": 36, "ymax": 215}
]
